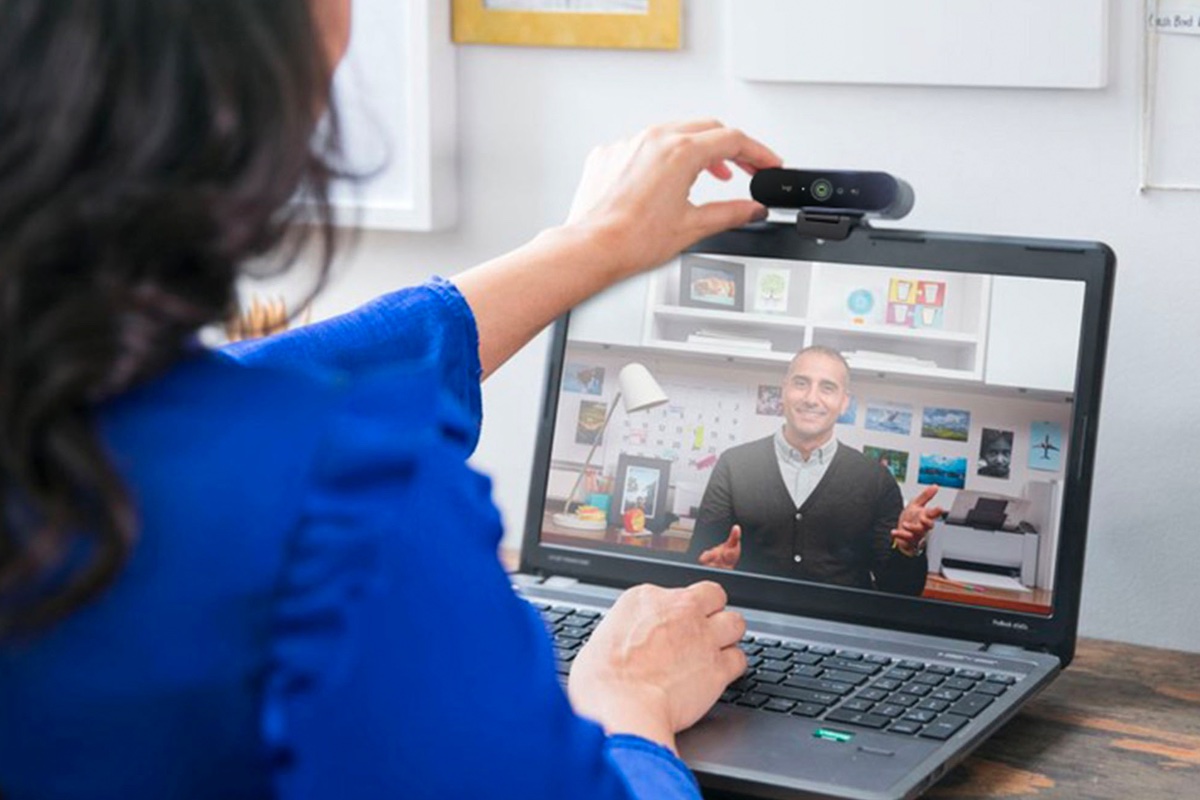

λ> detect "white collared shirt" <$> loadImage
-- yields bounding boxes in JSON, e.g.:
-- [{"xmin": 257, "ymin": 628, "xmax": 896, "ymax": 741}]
[{"xmin": 773, "ymin": 429, "xmax": 838, "ymax": 509}]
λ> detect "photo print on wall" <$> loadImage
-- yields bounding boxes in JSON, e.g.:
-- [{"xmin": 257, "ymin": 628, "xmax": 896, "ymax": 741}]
[
  {"xmin": 756, "ymin": 384, "xmax": 783, "ymax": 416},
  {"xmin": 1029, "ymin": 421, "xmax": 1063, "ymax": 471},
  {"xmin": 863, "ymin": 445, "xmax": 909, "ymax": 483},
  {"xmin": 865, "ymin": 401, "xmax": 913, "ymax": 436},
  {"xmin": 562, "ymin": 362, "xmax": 605, "ymax": 395},
  {"xmin": 977, "ymin": 428, "xmax": 1014, "ymax": 478},
  {"xmin": 575, "ymin": 400, "xmax": 608, "ymax": 445},
  {"xmin": 918, "ymin": 454, "xmax": 967, "ymax": 489},
  {"xmin": 922, "ymin": 407, "xmax": 971, "ymax": 442}
]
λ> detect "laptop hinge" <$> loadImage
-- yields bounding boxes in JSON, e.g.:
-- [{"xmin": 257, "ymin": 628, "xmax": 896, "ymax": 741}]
[{"xmin": 984, "ymin": 643, "xmax": 1036, "ymax": 656}]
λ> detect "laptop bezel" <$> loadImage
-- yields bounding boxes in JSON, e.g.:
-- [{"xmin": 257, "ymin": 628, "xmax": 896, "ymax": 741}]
[{"xmin": 519, "ymin": 222, "xmax": 1114, "ymax": 664}]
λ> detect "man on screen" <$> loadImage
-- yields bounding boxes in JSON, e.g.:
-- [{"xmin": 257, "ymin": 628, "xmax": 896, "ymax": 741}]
[{"xmin": 687, "ymin": 346, "xmax": 942, "ymax": 596}]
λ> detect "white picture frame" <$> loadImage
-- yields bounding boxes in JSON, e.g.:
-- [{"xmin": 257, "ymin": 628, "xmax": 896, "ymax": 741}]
[
  {"xmin": 331, "ymin": 0, "xmax": 457, "ymax": 231},
  {"xmin": 730, "ymin": 0, "xmax": 1109, "ymax": 90}
]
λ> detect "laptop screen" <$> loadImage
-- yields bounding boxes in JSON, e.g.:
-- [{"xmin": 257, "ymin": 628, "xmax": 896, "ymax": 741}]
[{"xmin": 525, "ymin": 225, "xmax": 1110, "ymax": 640}]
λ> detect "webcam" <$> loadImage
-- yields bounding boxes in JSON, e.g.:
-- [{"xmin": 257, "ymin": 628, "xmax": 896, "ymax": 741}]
[{"xmin": 750, "ymin": 168, "xmax": 915, "ymax": 220}]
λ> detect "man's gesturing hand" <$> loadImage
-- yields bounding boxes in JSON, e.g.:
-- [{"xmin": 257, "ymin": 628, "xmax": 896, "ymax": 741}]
[
  {"xmin": 698, "ymin": 524, "xmax": 741, "ymax": 570},
  {"xmin": 891, "ymin": 485, "xmax": 945, "ymax": 556}
]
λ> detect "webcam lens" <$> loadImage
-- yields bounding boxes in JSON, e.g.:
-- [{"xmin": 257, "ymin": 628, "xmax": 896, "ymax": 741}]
[{"xmin": 811, "ymin": 178, "xmax": 834, "ymax": 202}]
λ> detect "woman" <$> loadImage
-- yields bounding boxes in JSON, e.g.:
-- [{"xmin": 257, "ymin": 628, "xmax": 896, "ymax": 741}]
[{"xmin": 0, "ymin": 1, "xmax": 783, "ymax": 798}]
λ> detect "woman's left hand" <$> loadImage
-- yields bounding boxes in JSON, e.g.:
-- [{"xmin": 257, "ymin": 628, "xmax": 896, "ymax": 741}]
[{"xmin": 566, "ymin": 120, "xmax": 782, "ymax": 279}]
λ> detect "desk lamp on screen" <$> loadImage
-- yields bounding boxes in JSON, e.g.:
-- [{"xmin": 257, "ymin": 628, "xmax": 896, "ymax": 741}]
[{"xmin": 552, "ymin": 363, "xmax": 668, "ymax": 530}]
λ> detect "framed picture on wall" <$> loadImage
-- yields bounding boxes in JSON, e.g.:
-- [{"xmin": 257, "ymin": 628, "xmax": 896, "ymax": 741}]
[
  {"xmin": 453, "ymin": 0, "xmax": 681, "ymax": 50},
  {"xmin": 679, "ymin": 255, "xmax": 746, "ymax": 312},
  {"xmin": 610, "ymin": 454, "xmax": 672, "ymax": 530},
  {"xmin": 330, "ymin": 0, "xmax": 456, "ymax": 230}
]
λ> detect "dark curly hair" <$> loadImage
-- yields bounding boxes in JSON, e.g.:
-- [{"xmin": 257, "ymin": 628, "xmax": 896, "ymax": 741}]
[{"xmin": 0, "ymin": 0, "xmax": 343, "ymax": 633}]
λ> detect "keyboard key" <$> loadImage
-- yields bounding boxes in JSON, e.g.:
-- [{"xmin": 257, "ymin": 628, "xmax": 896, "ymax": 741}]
[
  {"xmin": 783, "ymin": 676, "xmax": 854, "ymax": 696},
  {"xmin": 737, "ymin": 693, "xmax": 769, "ymax": 708},
  {"xmin": 741, "ymin": 634, "xmax": 754, "ymax": 643},
  {"xmin": 541, "ymin": 611, "xmax": 567, "ymax": 625},
  {"xmin": 987, "ymin": 673, "xmax": 1017, "ymax": 685},
  {"xmin": 791, "ymin": 702, "xmax": 825, "ymax": 718},
  {"xmin": 975, "ymin": 682, "xmax": 1008, "ymax": 697},
  {"xmin": 729, "ymin": 675, "xmax": 757, "ymax": 692},
  {"xmin": 957, "ymin": 669, "xmax": 985, "ymax": 681},
  {"xmin": 791, "ymin": 652, "xmax": 824, "ymax": 666},
  {"xmin": 755, "ymin": 637, "xmax": 782, "ymax": 648},
  {"xmin": 821, "ymin": 670, "xmax": 869, "ymax": 686},
  {"xmin": 858, "ymin": 688, "xmax": 888, "ymax": 702},
  {"xmin": 790, "ymin": 665, "xmax": 823, "ymax": 679},
  {"xmin": 899, "ymin": 683, "xmax": 931, "ymax": 697},
  {"xmin": 873, "ymin": 678, "xmax": 902, "ymax": 692},
  {"xmin": 927, "ymin": 664, "xmax": 955, "ymax": 676},
  {"xmin": 563, "ymin": 615, "xmax": 596, "ymax": 630},
  {"xmin": 885, "ymin": 668, "xmax": 915, "ymax": 681},
  {"xmin": 913, "ymin": 673, "xmax": 945, "ymax": 687},
  {"xmin": 761, "ymin": 647, "xmax": 793, "ymax": 661},
  {"xmin": 763, "ymin": 698, "xmax": 796, "ymax": 713},
  {"xmin": 755, "ymin": 670, "xmax": 786, "ymax": 685},
  {"xmin": 554, "ymin": 659, "xmax": 572, "ymax": 675},
  {"xmin": 719, "ymin": 689, "xmax": 740, "ymax": 703},
  {"xmin": 931, "ymin": 688, "xmax": 964, "ymax": 702},
  {"xmin": 551, "ymin": 605, "xmax": 576, "ymax": 615},
  {"xmin": 553, "ymin": 635, "xmax": 580, "ymax": 649},
  {"xmin": 864, "ymin": 654, "xmax": 892, "ymax": 666},
  {"xmin": 889, "ymin": 721, "xmax": 923, "ymax": 735},
  {"xmin": 573, "ymin": 609, "xmax": 601, "ymax": 619},
  {"xmin": 558, "ymin": 626, "xmax": 589, "ymax": 640},
  {"xmin": 873, "ymin": 704, "xmax": 905, "ymax": 719},
  {"xmin": 783, "ymin": 642, "xmax": 809, "ymax": 654},
  {"xmin": 823, "ymin": 658, "xmax": 879, "ymax": 676},
  {"xmin": 836, "ymin": 650, "xmax": 865, "ymax": 661},
  {"xmin": 825, "ymin": 709, "xmax": 890, "ymax": 729},
  {"xmin": 898, "ymin": 660, "xmax": 927, "ymax": 671},
  {"xmin": 949, "ymin": 694, "xmax": 994, "ymax": 718},
  {"xmin": 738, "ymin": 642, "xmax": 763, "ymax": 656},
  {"xmin": 902, "ymin": 709, "xmax": 937, "ymax": 724},
  {"xmin": 758, "ymin": 684, "xmax": 839, "ymax": 706},
  {"xmin": 917, "ymin": 698, "xmax": 950, "ymax": 713},
  {"xmin": 841, "ymin": 698, "xmax": 876, "ymax": 712},
  {"xmin": 808, "ymin": 645, "xmax": 836, "ymax": 656},
  {"xmin": 553, "ymin": 647, "xmax": 577, "ymax": 661},
  {"xmin": 919, "ymin": 714, "xmax": 970, "ymax": 741},
  {"xmin": 944, "ymin": 677, "xmax": 977, "ymax": 692},
  {"xmin": 762, "ymin": 659, "xmax": 792, "ymax": 673},
  {"xmin": 746, "ymin": 655, "xmax": 763, "ymax": 670},
  {"xmin": 886, "ymin": 693, "xmax": 918, "ymax": 708}
]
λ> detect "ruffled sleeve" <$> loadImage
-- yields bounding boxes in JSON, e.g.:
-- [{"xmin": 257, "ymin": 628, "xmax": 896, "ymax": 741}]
[
  {"xmin": 262, "ymin": 366, "xmax": 701, "ymax": 800},
  {"xmin": 222, "ymin": 278, "xmax": 482, "ymax": 452}
]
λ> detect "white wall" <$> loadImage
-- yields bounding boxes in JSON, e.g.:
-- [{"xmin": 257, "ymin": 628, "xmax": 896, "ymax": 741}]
[{"xmin": 295, "ymin": 2, "xmax": 1200, "ymax": 653}]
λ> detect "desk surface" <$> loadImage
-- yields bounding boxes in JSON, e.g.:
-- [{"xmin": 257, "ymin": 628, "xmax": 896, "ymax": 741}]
[{"xmin": 708, "ymin": 638, "xmax": 1200, "ymax": 799}]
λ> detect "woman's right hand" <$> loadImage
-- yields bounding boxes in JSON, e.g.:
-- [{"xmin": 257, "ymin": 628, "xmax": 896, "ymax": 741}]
[{"xmin": 567, "ymin": 581, "xmax": 746, "ymax": 753}]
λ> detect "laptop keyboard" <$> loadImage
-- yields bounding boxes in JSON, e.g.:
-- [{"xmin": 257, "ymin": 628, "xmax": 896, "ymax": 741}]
[{"xmin": 534, "ymin": 601, "xmax": 1020, "ymax": 741}]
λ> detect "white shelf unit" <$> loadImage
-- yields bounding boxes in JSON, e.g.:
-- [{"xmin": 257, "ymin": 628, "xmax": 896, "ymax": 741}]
[{"xmin": 642, "ymin": 256, "xmax": 992, "ymax": 383}]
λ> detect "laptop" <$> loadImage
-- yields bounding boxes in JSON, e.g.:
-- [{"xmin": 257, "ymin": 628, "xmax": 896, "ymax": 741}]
[{"xmin": 511, "ymin": 220, "xmax": 1114, "ymax": 799}]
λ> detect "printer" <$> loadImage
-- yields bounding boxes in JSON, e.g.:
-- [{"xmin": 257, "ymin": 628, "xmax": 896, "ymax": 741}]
[{"xmin": 926, "ymin": 490, "xmax": 1040, "ymax": 588}]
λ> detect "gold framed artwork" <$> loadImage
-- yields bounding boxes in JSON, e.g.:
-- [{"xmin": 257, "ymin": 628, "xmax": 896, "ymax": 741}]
[{"xmin": 452, "ymin": 0, "xmax": 681, "ymax": 50}]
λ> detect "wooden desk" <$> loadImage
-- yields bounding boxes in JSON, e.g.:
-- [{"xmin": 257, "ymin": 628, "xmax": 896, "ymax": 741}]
[{"xmin": 708, "ymin": 639, "xmax": 1200, "ymax": 799}]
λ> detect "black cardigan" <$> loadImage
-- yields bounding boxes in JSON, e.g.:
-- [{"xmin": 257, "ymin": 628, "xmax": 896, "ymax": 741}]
[{"xmin": 688, "ymin": 436, "xmax": 928, "ymax": 596}]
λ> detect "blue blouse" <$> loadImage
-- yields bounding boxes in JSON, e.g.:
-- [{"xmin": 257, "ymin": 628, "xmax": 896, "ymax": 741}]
[{"xmin": 0, "ymin": 279, "xmax": 700, "ymax": 800}]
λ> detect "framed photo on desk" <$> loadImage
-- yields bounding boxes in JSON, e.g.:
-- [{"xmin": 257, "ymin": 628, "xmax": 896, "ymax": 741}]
[{"xmin": 610, "ymin": 454, "xmax": 671, "ymax": 530}]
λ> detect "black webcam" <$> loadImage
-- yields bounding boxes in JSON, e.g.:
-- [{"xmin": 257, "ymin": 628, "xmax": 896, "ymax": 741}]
[{"xmin": 750, "ymin": 168, "xmax": 915, "ymax": 220}]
